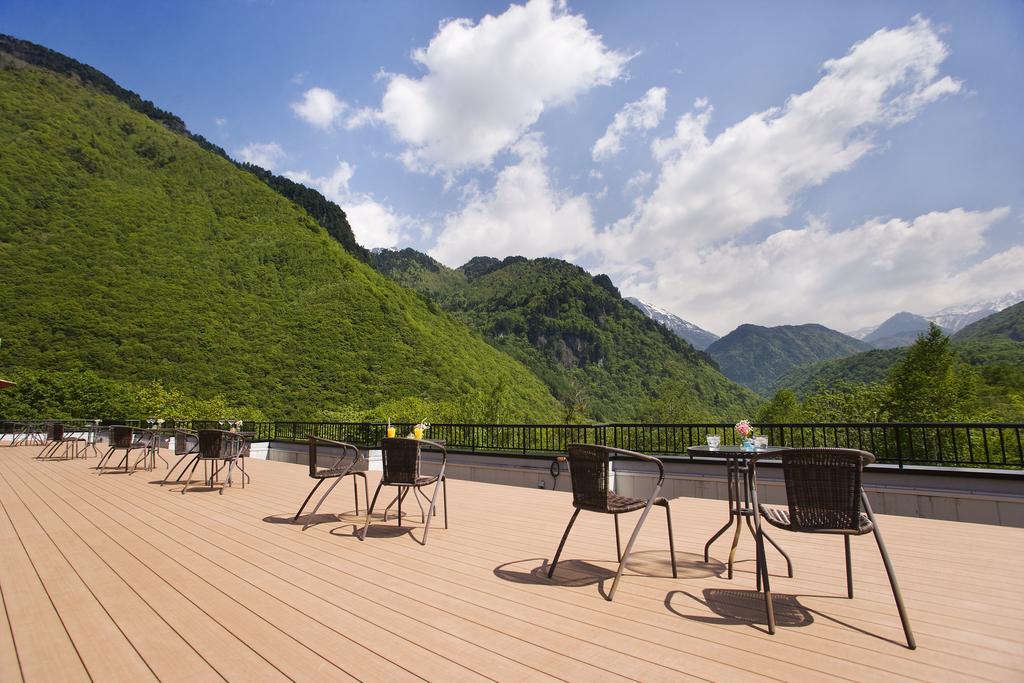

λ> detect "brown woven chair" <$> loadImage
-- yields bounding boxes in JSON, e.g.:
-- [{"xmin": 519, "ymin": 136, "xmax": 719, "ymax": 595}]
[
  {"xmin": 360, "ymin": 437, "xmax": 447, "ymax": 545},
  {"xmin": 162, "ymin": 429, "xmax": 200, "ymax": 486},
  {"xmin": 750, "ymin": 448, "xmax": 915, "ymax": 648},
  {"xmin": 96, "ymin": 425, "xmax": 150, "ymax": 474},
  {"xmin": 548, "ymin": 444, "xmax": 677, "ymax": 601},
  {"xmin": 181, "ymin": 429, "xmax": 245, "ymax": 495},
  {"xmin": 294, "ymin": 437, "xmax": 369, "ymax": 529},
  {"xmin": 36, "ymin": 422, "xmax": 85, "ymax": 459}
]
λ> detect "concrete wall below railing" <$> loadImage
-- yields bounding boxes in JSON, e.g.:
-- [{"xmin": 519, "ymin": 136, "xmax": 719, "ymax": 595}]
[{"xmin": 256, "ymin": 441, "xmax": 1024, "ymax": 527}]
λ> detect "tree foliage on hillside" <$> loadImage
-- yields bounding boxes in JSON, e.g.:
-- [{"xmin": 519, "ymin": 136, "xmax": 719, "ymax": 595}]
[
  {"xmin": 757, "ymin": 324, "xmax": 1014, "ymax": 422},
  {"xmin": 0, "ymin": 58, "xmax": 562, "ymax": 422},
  {"xmin": 373, "ymin": 251, "xmax": 757, "ymax": 422},
  {"xmin": 0, "ymin": 34, "xmax": 368, "ymax": 263}
]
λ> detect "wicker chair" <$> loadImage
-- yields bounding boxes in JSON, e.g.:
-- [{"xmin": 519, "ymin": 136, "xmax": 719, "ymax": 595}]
[
  {"xmin": 360, "ymin": 438, "xmax": 447, "ymax": 545},
  {"xmin": 181, "ymin": 429, "xmax": 246, "ymax": 495},
  {"xmin": 162, "ymin": 429, "xmax": 200, "ymax": 486},
  {"xmin": 37, "ymin": 422, "xmax": 84, "ymax": 459},
  {"xmin": 294, "ymin": 437, "xmax": 369, "ymax": 529},
  {"xmin": 750, "ymin": 448, "xmax": 915, "ymax": 648},
  {"xmin": 548, "ymin": 444, "xmax": 678, "ymax": 601},
  {"xmin": 96, "ymin": 425, "xmax": 150, "ymax": 474}
]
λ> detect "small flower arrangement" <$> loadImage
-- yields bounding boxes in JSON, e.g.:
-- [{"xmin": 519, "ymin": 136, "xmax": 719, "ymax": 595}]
[{"xmin": 735, "ymin": 420, "xmax": 755, "ymax": 438}]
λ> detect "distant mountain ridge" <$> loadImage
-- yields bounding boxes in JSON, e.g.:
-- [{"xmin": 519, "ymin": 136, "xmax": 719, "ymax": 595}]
[
  {"xmin": 625, "ymin": 297, "xmax": 720, "ymax": 350},
  {"xmin": 371, "ymin": 249, "xmax": 757, "ymax": 421},
  {"xmin": 863, "ymin": 312, "xmax": 937, "ymax": 349},
  {"xmin": 775, "ymin": 304, "xmax": 1024, "ymax": 419},
  {"xmin": 706, "ymin": 324, "xmax": 871, "ymax": 395},
  {"xmin": 848, "ymin": 291, "xmax": 1023, "ymax": 342}
]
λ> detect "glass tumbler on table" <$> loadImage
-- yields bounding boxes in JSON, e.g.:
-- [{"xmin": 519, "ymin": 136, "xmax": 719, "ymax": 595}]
[{"xmin": 706, "ymin": 435, "xmax": 721, "ymax": 450}]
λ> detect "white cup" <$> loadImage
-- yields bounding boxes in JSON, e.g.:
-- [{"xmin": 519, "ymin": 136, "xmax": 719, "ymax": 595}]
[{"xmin": 706, "ymin": 435, "xmax": 721, "ymax": 450}]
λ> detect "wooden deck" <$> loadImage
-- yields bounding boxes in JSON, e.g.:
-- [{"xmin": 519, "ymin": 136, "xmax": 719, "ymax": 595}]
[{"xmin": 0, "ymin": 445, "xmax": 1021, "ymax": 682}]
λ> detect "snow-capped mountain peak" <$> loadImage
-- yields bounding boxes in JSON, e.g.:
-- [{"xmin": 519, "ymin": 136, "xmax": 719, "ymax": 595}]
[{"xmin": 625, "ymin": 297, "xmax": 720, "ymax": 350}]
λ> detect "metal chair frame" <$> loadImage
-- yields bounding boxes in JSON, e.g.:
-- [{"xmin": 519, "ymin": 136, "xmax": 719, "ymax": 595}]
[
  {"xmin": 96, "ymin": 426, "xmax": 151, "ymax": 474},
  {"xmin": 36, "ymin": 422, "xmax": 85, "ymax": 460},
  {"xmin": 181, "ymin": 429, "xmax": 246, "ymax": 495},
  {"xmin": 360, "ymin": 438, "xmax": 447, "ymax": 545},
  {"xmin": 162, "ymin": 429, "xmax": 200, "ymax": 486},
  {"xmin": 294, "ymin": 437, "xmax": 369, "ymax": 529},
  {"xmin": 750, "ymin": 448, "xmax": 916, "ymax": 649},
  {"xmin": 548, "ymin": 444, "xmax": 678, "ymax": 601}
]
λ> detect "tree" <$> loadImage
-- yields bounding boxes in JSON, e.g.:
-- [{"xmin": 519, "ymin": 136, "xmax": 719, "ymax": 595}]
[
  {"xmin": 756, "ymin": 389, "xmax": 802, "ymax": 423},
  {"xmin": 883, "ymin": 323, "xmax": 982, "ymax": 421}
]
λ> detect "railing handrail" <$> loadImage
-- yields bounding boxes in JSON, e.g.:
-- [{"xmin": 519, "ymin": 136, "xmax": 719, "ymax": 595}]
[{"xmin": 3, "ymin": 419, "xmax": 1021, "ymax": 470}]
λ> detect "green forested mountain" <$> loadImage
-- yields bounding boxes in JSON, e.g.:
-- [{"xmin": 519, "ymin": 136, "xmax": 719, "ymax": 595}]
[
  {"xmin": 768, "ymin": 306, "xmax": 1024, "ymax": 419},
  {"xmin": 772, "ymin": 348, "xmax": 904, "ymax": 397},
  {"xmin": 372, "ymin": 250, "xmax": 757, "ymax": 421},
  {"xmin": 0, "ymin": 34, "xmax": 369, "ymax": 264},
  {"xmin": 706, "ymin": 324, "xmax": 871, "ymax": 395},
  {"xmin": 0, "ymin": 49, "xmax": 562, "ymax": 421},
  {"xmin": 953, "ymin": 301, "xmax": 1024, "ymax": 343},
  {"xmin": 863, "ymin": 311, "xmax": 936, "ymax": 349}
]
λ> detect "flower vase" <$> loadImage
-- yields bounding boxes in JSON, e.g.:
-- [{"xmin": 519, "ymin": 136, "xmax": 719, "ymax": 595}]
[{"xmin": 742, "ymin": 438, "xmax": 755, "ymax": 452}]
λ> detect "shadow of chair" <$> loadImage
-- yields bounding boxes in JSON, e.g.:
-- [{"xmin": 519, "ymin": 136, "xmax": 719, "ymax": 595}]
[
  {"xmin": 547, "ymin": 443, "xmax": 677, "ymax": 601},
  {"xmin": 666, "ymin": 588, "xmax": 813, "ymax": 631},
  {"xmin": 750, "ymin": 448, "xmax": 916, "ymax": 649},
  {"xmin": 293, "ymin": 437, "xmax": 368, "ymax": 530}
]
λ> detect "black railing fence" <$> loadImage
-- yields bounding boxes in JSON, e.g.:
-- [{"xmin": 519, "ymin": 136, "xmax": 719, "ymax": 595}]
[{"xmin": 3, "ymin": 420, "xmax": 1022, "ymax": 470}]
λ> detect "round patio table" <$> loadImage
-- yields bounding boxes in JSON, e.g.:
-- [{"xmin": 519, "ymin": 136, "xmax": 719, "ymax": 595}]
[{"xmin": 687, "ymin": 445, "xmax": 794, "ymax": 580}]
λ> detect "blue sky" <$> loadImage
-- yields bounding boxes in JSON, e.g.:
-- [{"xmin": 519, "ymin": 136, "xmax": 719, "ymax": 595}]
[{"xmin": 3, "ymin": 0, "xmax": 1022, "ymax": 334}]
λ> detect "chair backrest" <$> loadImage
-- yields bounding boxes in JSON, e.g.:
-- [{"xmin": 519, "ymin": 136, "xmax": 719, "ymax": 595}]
[
  {"xmin": 48, "ymin": 422, "xmax": 64, "ymax": 441},
  {"xmin": 775, "ymin": 448, "xmax": 874, "ymax": 532},
  {"xmin": 174, "ymin": 429, "xmax": 198, "ymax": 456},
  {"xmin": 109, "ymin": 425, "xmax": 134, "ymax": 448},
  {"xmin": 198, "ymin": 429, "xmax": 241, "ymax": 460},
  {"xmin": 380, "ymin": 437, "xmax": 421, "ymax": 485},
  {"xmin": 566, "ymin": 444, "xmax": 614, "ymax": 511},
  {"xmin": 307, "ymin": 437, "xmax": 361, "ymax": 476}
]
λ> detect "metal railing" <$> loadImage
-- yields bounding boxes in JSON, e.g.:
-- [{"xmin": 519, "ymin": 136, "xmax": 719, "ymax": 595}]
[{"xmin": 4, "ymin": 420, "xmax": 1022, "ymax": 470}]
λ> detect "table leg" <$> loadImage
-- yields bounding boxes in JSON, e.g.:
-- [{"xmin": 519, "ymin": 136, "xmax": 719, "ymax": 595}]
[{"xmin": 704, "ymin": 458, "xmax": 737, "ymax": 562}]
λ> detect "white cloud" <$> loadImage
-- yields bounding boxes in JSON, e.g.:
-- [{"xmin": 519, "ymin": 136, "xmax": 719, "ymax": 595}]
[
  {"xmin": 592, "ymin": 86, "xmax": 668, "ymax": 160},
  {"xmin": 603, "ymin": 16, "xmax": 962, "ymax": 267},
  {"xmin": 236, "ymin": 142, "xmax": 285, "ymax": 170},
  {"xmin": 284, "ymin": 162, "xmax": 416, "ymax": 249},
  {"xmin": 429, "ymin": 134, "xmax": 597, "ymax": 265},
  {"xmin": 291, "ymin": 87, "xmax": 347, "ymax": 129},
  {"xmin": 215, "ymin": 117, "xmax": 227, "ymax": 127},
  {"xmin": 624, "ymin": 170, "xmax": 652, "ymax": 194},
  {"xmin": 622, "ymin": 208, "xmax": 1011, "ymax": 334},
  {"xmin": 370, "ymin": 0, "xmax": 630, "ymax": 172}
]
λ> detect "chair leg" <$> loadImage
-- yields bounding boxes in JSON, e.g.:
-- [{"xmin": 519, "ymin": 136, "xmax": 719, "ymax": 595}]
[
  {"xmin": 845, "ymin": 535, "xmax": 854, "ymax": 598},
  {"xmin": 548, "ymin": 508, "xmax": 581, "ymax": 578},
  {"xmin": 442, "ymin": 477, "xmax": 448, "ymax": 529},
  {"xmin": 360, "ymin": 474, "xmax": 369, "ymax": 518},
  {"xmin": 420, "ymin": 477, "xmax": 446, "ymax": 546},
  {"xmin": 352, "ymin": 476, "xmax": 359, "ymax": 515},
  {"xmin": 756, "ymin": 522, "xmax": 775, "ymax": 634},
  {"xmin": 294, "ymin": 479, "xmax": 325, "ymax": 521},
  {"xmin": 397, "ymin": 486, "xmax": 403, "ymax": 527},
  {"xmin": 181, "ymin": 459, "xmax": 201, "ymax": 495},
  {"xmin": 862, "ymin": 492, "xmax": 916, "ymax": 649},
  {"xmin": 659, "ymin": 500, "xmax": 678, "ymax": 578},
  {"xmin": 614, "ymin": 514, "xmax": 621, "ymax": 561},
  {"xmin": 608, "ymin": 502, "xmax": 658, "ymax": 601},
  {"xmin": 302, "ymin": 476, "xmax": 346, "ymax": 528},
  {"xmin": 360, "ymin": 482, "xmax": 384, "ymax": 540},
  {"xmin": 162, "ymin": 454, "xmax": 192, "ymax": 486}
]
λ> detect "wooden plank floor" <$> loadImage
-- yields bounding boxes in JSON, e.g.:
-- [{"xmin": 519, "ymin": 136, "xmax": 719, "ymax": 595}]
[{"xmin": 0, "ymin": 445, "xmax": 1021, "ymax": 682}]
